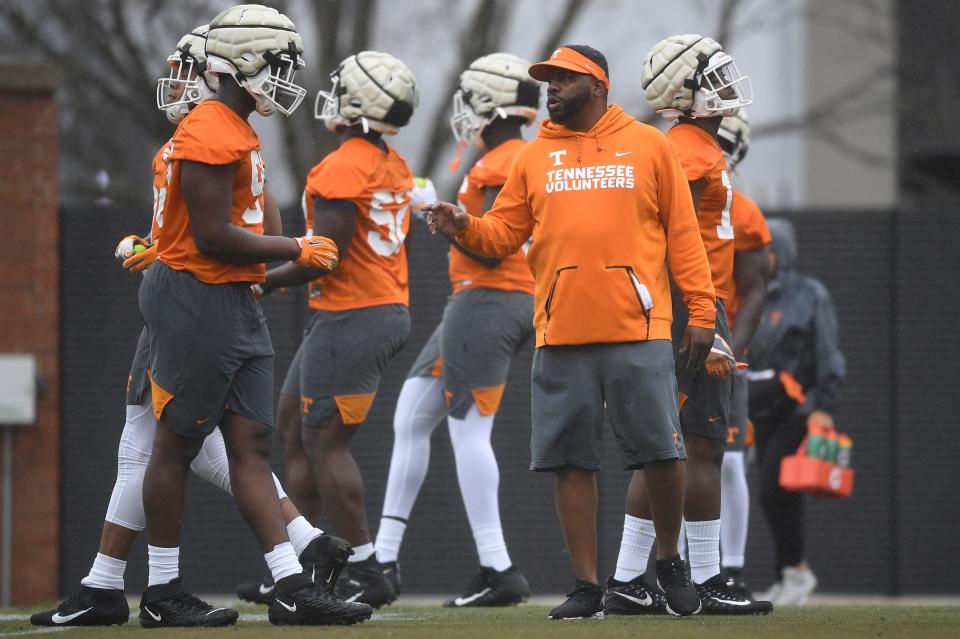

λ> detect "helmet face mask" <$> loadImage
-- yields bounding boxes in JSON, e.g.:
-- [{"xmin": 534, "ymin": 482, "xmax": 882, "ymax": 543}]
[
  {"xmin": 244, "ymin": 50, "xmax": 306, "ymax": 117},
  {"xmin": 450, "ymin": 89, "xmax": 498, "ymax": 149},
  {"xmin": 693, "ymin": 52, "xmax": 752, "ymax": 118},
  {"xmin": 156, "ymin": 27, "xmax": 217, "ymax": 124}
]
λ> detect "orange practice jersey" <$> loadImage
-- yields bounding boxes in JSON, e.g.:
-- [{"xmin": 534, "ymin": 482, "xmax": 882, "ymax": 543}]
[
  {"xmin": 451, "ymin": 138, "xmax": 534, "ymax": 295},
  {"xmin": 666, "ymin": 123, "xmax": 735, "ymax": 301},
  {"xmin": 727, "ymin": 190, "xmax": 772, "ymax": 324},
  {"xmin": 160, "ymin": 100, "xmax": 266, "ymax": 284},
  {"xmin": 149, "ymin": 139, "xmax": 175, "ymax": 242},
  {"xmin": 304, "ymin": 137, "xmax": 414, "ymax": 311}
]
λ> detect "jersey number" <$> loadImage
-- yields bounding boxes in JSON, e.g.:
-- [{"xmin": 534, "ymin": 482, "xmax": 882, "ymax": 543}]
[
  {"xmin": 242, "ymin": 149, "xmax": 266, "ymax": 225},
  {"xmin": 368, "ymin": 190, "xmax": 410, "ymax": 257},
  {"xmin": 717, "ymin": 169, "xmax": 734, "ymax": 240}
]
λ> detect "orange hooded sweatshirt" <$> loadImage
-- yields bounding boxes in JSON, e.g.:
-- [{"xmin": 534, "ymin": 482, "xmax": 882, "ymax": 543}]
[{"xmin": 456, "ymin": 104, "xmax": 715, "ymax": 347}]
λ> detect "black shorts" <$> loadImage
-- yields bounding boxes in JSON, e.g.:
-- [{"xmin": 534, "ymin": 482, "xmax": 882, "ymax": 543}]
[
  {"xmin": 674, "ymin": 299, "xmax": 732, "ymax": 440},
  {"xmin": 139, "ymin": 262, "xmax": 275, "ymax": 438}
]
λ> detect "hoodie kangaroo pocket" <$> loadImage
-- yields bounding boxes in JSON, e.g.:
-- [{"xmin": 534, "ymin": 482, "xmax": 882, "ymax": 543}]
[{"xmin": 541, "ymin": 264, "xmax": 655, "ymax": 345}]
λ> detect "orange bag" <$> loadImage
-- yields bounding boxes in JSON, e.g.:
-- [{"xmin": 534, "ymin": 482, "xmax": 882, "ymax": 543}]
[{"xmin": 779, "ymin": 423, "xmax": 854, "ymax": 499}]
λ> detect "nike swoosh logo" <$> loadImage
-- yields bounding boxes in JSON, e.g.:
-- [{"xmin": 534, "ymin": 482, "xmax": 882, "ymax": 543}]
[
  {"xmin": 143, "ymin": 606, "xmax": 162, "ymax": 621},
  {"xmin": 206, "ymin": 608, "xmax": 227, "ymax": 616},
  {"xmin": 276, "ymin": 598, "xmax": 297, "ymax": 612},
  {"xmin": 196, "ymin": 417, "xmax": 210, "ymax": 424},
  {"xmin": 708, "ymin": 416, "xmax": 721, "ymax": 422},
  {"xmin": 615, "ymin": 151, "xmax": 632, "ymax": 157},
  {"xmin": 344, "ymin": 591, "xmax": 363, "ymax": 603},
  {"xmin": 51, "ymin": 608, "xmax": 93, "ymax": 624},
  {"xmin": 453, "ymin": 588, "xmax": 491, "ymax": 606},
  {"xmin": 709, "ymin": 596, "xmax": 752, "ymax": 606},
  {"xmin": 259, "ymin": 583, "xmax": 274, "ymax": 596},
  {"xmin": 613, "ymin": 591, "xmax": 652, "ymax": 606}
]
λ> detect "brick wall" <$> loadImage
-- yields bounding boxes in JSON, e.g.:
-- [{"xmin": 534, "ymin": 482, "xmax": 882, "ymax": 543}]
[{"xmin": 0, "ymin": 61, "xmax": 61, "ymax": 605}]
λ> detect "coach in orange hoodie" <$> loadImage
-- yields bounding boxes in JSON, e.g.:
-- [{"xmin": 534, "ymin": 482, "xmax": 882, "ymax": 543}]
[{"xmin": 424, "ymin": 45, "xmax": 714, "ymax": 619}]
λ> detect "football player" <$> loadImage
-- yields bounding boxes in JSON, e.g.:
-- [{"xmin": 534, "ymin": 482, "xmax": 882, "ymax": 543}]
[
  {"xmin": 715, "ymin": 110, "xmax": 772, "ymax": 599},
  {"xmin": 257, "ymin": 51, "xmax": 419, "ymax": 609},
  {"xmin": 606, "ymin": 34, "xmax": 771, "ymax": 616},
  {"xmin": 30, "ymin": 25, "xmax": 348, "ymax": 628},
  {"xmin": 136, "ymin": 5, "xmax": 369, "ymax": 627},
  {"xmin": 373, "ymin": 52, "xmax": 538, "ymax": 608}
]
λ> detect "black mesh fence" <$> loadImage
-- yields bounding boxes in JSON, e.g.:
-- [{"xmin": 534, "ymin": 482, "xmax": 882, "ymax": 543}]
[{"xmin": 59, "ymin": 206, "xmax": 959, "ymax": 595}]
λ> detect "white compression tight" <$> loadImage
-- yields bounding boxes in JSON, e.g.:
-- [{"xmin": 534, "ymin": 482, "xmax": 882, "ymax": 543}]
[
  {"xmin": 720, "ymin": 450, "xmax": 749, "ymax": 569},
  {"xmin": 377, "ymin": 377, "xmax": 512, "ymax": 570},
  {"xmin": 104, "ymin": 392, "xmax": 286, "ymax": 531}
]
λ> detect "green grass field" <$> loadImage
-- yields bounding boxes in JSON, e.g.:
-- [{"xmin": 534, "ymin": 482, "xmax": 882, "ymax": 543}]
[{"xmin": 3, "ymin": 604, "xmax": 959, "ymax": 638}]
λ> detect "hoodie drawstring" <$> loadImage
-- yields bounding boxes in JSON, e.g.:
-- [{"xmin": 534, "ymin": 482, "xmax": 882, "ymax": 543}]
[
  {"xmin": 594, "ymin": 128, "xmax": 603, "ymax": 153},
  {"xmin": 574, "ymin": 131, "xmax": 604, "ymax": 165},
  {"xmin": 575, "ymin": 136, "xmax": 582, "ymax": 165}
]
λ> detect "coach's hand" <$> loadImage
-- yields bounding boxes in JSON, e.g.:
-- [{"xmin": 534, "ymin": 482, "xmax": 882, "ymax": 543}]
[
  {"xmin": 680, "ymin": 325, "xmax": 714, "ymax": 370},
  {"xmin": 294, "ymin": 235, "xmax": 339, "ymax": 272},
  {"xmin": 422, "ymin": 201, "xmax": 469, "ymax": 237},
  {"xmin": 122, "ymin": 242, "xmax": 158, "ymax": 273}
]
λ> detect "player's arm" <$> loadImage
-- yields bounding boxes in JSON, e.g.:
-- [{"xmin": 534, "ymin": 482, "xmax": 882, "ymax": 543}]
[
  {"xmin": 448, "ymin": 186, "xmax": 504, "ymax": 268},
  {"xmin": 731, "ymin": 245, "xmax": 770, "ymax": 357},
  {"xmin": 688, "ymin": 178, "xmax": 707, "ymax": 215},
  {"xmin": 182, "ymin": 160, "xmax": 302, "ymax": 263},
  {"xmin": 262, "ymin": 182, "xmax": 282, "ymax": 236},
  {"xmin": 261, "ymin": 196, "xmax": 356, "ymax": 293}
]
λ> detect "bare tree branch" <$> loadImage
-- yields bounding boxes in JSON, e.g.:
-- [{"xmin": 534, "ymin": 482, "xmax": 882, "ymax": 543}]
[{"xmin": 714, "ymin": 0, "xmax": 745, "ymax": 48}]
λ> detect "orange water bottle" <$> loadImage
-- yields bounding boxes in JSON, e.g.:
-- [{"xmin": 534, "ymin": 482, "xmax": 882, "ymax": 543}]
[
  {"xmin": 837, "ymin": 434, "xmax": 853, "ymax": 467},
  {"xmin": 805, "ymin": 422, "xmax": 827, "ymax": 459}
]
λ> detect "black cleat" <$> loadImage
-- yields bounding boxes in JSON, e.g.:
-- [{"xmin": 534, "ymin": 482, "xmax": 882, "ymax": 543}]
[
  {"xmin": 655, "ymin": 555, "xmax": 702, "ymax": 617},
  {"xmin": 443, "ymin": 566, "xmax": 531, "ymax": 608},
  {"xmin": 722, "ymin": 567, "xmax": 756, "ymax": 601},
  {"xmin": 547, "ymin": 579, "xmax": 604, "ymax": 619},
  {"xmin": 603, "ymin": 574, "xmax": 667, "ymax": 615},
  {"xmin": 236, "ymin": 576, "xmax": 274, "ymax": 605},
  {"xmin": 300, "ymin": 534, "xmax": 353, "ymax": 592},
  {"xmin": 268, "ymin": 572, "xmax": 372, "ymax": 626},
  {"xmin": 138, "ymin": 578, "xmax": 238, "ymax": 628},
  {"xmin": 334, "ymin": 556, "xmax": 397, "ymax": 609},
  {"xmin": 31, "ymin": 585, "xmax": 129, "ymax": 626},
  {"xmin": 697, "ymin": 574, "xmax": 773, "ymax": 615},
  {"xmin": 381, "ymin": 560, "xmax": 402, "ymax": 596}
]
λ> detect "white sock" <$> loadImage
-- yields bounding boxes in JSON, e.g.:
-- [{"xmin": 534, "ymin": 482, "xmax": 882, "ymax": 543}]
[
  {"xmin": 265, "ymin": 542, "xmax": 302, "ymax": 582},
  {"xmin": 678, "ymin": 519, "xmax": 688, "ymax": 561},
  {"xmin": 375, "ymin": 518, "xmax": 406, "ymax": 564},
  {"xmin": 147, "ymin": 545, "xmax": 179, "ymax": 587},
  {"xmin": 720, "ymin": 451, "xmax": 749, "ymax": 569},
  {"xmin": 377, "ymin": 376, "xmax": 447, "ymax": 561},
  {"xmin": 81, "ymin": 553, "xmax": 126, "ymax": 591},
  {"xmin": 449, "ymin": 405, "xmax": 511, "ymax": 571},
  {"xmin": 686, "ymin": 519, "xmax": 722, "ymax": 584},
  {"xmin": 614, "ymin": 515, "xmax": 656, "ymax": 582},
  {"xmin": 349, "ymin": 542, "xmax": 375, "ymax": 563},
  {"xmin": 287, "ymin": 516, "xmax": 323, "ymax": 558}
]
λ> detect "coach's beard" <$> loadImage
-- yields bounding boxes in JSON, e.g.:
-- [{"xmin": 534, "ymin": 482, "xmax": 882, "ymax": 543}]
[{"xmin": 547, "ymin": 90, "xmax": 590, "ymax": 125}]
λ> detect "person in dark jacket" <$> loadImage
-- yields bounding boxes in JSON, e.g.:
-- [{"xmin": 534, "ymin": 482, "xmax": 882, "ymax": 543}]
[{"xmin": 747, "ymin": 218, "xmax": 845, "ymax": 607}]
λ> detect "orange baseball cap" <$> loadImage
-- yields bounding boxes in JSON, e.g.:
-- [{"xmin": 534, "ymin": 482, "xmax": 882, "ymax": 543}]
[{"xmin": 529, "ymin": 46, "xmax": 609, "ymax": 89}]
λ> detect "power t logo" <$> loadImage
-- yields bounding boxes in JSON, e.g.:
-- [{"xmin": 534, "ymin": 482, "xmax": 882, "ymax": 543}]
[{"xmin": 549, "ymin": 150, "xmax": 567, "ymax": 167}]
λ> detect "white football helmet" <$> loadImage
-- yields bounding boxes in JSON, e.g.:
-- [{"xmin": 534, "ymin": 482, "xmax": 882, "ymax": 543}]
[
  {"xmin": 205, "ymin": 4, "xmax": 306, "ymax": 117},
  {"xmin": 642, "ymin": 34, "xmax": 752, "ymax": 120},
  {"xmin": 717, "ymin": 109, "xmax": 751, "ymax": 169},
  {"xmin": 156, "ymin": 25, "xmax": 219, "ymax": 124},
  {"xmin": 316, "ymin": 51, "xmax": 419, "ymax": 135},
  {"xmin": 450, "ymin": 52, "xmax": 540, "ymax": 149}
]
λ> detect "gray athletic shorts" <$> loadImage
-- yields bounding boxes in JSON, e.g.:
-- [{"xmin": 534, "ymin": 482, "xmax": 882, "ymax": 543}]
[
  {"xmin": 726, "ymin": 370, "xmax": 749, "ymax": 450},
  {"xmin": 138, "ymin": 261, "xmax": 274, "ymax": 438},
  {"xmin": 530, "ymin": 340, "xmax": 686, "ymax": 471},
  {"xmin": 281, "ymin": 304, "xmax": 410, "ymax": 427},
  {"xmin": 126, "ymin": 327, "xmax": 150, "ymax": 406},
  {"xmin": 674, "ymin": 299, "xmax": 733, "ymax": 440},
  {"xmin": 408, "ymin": 288, "xmax": 534, "ymax": 419}
]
